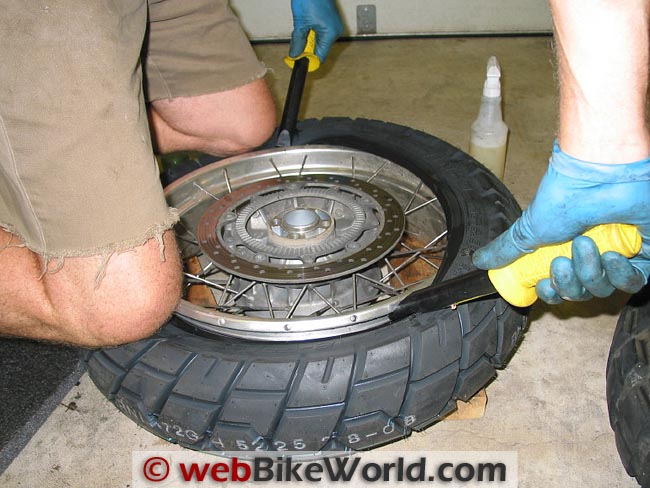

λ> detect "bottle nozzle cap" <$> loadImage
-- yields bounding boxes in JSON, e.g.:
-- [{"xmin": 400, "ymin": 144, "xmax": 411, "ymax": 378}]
[{"xmin": 483, "ymin": 56, "xmax": 501, "ymax": 98}]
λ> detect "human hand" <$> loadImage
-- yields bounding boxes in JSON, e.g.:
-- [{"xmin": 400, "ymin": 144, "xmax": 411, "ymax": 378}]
[
  {"xmin": 472, "ymin": 142, "xmax": 650, "ymax": 304},
  {"xmin": 290, "ymin": 0, "xmax": 344, "ymax": 62}
]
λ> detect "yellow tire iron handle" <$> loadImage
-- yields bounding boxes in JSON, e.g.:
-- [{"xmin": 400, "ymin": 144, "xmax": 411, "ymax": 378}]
[
  {"xmin": 277, "ymin": 30, "xmax": 320, "ymax": 147},
  {"xmin": 284, "ymin": 30, "xmax": 321, "ymax": 72},
  {"xmin": 489, "ymin": 223, "xmax": 641, "ymax": 307},
  {"xmin": 390, "ymin": 224, "xmax": 641, "ymax": 320}
]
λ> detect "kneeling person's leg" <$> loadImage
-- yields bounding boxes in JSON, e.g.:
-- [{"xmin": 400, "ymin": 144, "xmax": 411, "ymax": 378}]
[
  {"xmin": 145, "ymin": 0, "xmax": 276, "ymax": 156},
  {"xmin": 0, "ymin": 0, "xmax": 182, "ymax": 347},
  {"xmin": 0, "ymin": 228, "xmax": 181, "ymax": 347}
]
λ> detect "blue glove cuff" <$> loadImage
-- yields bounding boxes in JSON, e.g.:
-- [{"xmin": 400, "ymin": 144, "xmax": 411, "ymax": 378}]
[{"xmin": 550, "ymin": 140, "xmax": 650, "ymax": 183}]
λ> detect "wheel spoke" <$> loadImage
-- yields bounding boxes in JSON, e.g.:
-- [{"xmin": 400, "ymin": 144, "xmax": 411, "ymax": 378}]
[
  {"xmin": 224, "ymin": 281, "xmax": 257, "ymax": 306},
  {"xmin": 389, "ymin": 244, "xmax": 447, "ymax": 258},
  {"xmin": 381, "ymin": 232, "xmax": 447, "ymax": 283},
  {"xmin": 384, "ymin": 258, "xmax": 406, "ymax": 288},
  {"xmin": 217, "ymin": 274, "xmax": 235, "ymax": 306},
  {"xmin": 262, "ymin": 283, "xmax": 275, "ymax": 318},
  {"xmin": 366, "ymin": 160, "xmax": 388, "ymax": 183},
  {"xmin": 184, "ymin": 273, "xmax": 229, "ymax": 291},
  {"xmin": 299, "ymin": 154, "xmax": 308, "ymax": 176},
  {"xmin": 192, "ymin": 182, "xmax": 220, "ymax": 201},
  {"xmin": 309, "ymin": 286, "xmax": 342, "ymax": 314},
  {"xmin": 286, "ymin": 285, "xmax": 309, "ymax": 319},
  {"xmin": 357, "ymin": 274, "xmax": 399, "ymax": 296},
  {"xmin": 308, "ymin": 304, "xmax": 332, "ymax": 317},
  {"xmin": 405, "ymin": 197, "xmax": 439, "ymax": 216},
  {"xmin": 400, "ymin": 242, "xmax": 442, "ymax": 270},
  {"xmin": 404, "ymin": 181, "xmax": 423, "ymax": 214},
  {"xmin": 223, "ymin": 169, "xmax": 232, "ymax": 193},
  {"xmin": 198, "ymin": 261, "xmax": 215, "ymax": 278},
  {"xmin": 269, "ymin": 158, "xmax": 284, "ymax": 178}
]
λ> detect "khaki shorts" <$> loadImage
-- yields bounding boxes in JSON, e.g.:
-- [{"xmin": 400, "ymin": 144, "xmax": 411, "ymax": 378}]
[{"xmin": 0, "ymin": 0, "xmax": 267, "ymax": 261}]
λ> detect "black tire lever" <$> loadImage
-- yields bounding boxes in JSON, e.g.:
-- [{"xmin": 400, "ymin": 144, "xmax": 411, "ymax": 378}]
[{"xmin": 276, "ymin": 56, "xmax": 310, "ymax": 147}]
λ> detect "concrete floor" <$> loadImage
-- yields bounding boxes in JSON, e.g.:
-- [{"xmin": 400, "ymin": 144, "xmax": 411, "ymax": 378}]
[{"xmin": 0, "ymin": 37, "xmax": 638, "ymax": 487}]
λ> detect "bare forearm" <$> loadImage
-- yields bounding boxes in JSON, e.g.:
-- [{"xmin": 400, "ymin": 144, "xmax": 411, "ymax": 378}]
[{"xmin": 549, "ymin": 0, "xmax": 650, "ymax": 163}]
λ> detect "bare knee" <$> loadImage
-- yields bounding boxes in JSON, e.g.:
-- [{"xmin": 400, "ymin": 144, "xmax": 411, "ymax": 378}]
[
  {"xmin": 84, "ymin": 274, "xmax": 181, "ymax": 347},
  {"xmin": 215, "ymin": 102, "xmax": 276, "ymax": 155},
  {"xmin": 45, "ymin": 231, "xmax": 183, "ymax": 347},
  {"xmin": 87, "ymin": 236, "xmax": 182, "ymax": 347},
  {"xmin": 150, "ymin": 78, "xmax": 277, "ymax": 157}
]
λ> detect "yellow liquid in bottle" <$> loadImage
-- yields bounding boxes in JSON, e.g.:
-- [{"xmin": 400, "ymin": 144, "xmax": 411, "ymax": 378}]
[{"xmin": 469, "ymin": 142, "xmax": 507, "ymax": 180}]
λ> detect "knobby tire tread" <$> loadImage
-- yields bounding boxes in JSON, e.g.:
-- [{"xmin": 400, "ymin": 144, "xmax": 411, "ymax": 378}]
[{"xmin": 607, "ymin": 286, "xmax": 650, "ymax": 487}]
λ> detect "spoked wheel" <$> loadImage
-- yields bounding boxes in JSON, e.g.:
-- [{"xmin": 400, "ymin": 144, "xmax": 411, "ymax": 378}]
[
  {"xmin": 88, "ymin": 118, "xmax": 528, "ymax": 453},
  {"xmin": 174, "ymin": 145, "xmax": 447, "ymax": 341}
]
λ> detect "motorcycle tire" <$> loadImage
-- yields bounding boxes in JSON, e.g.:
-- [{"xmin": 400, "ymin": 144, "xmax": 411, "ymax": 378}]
[{"xmin": 88, "ymin": 118, "xmax": 528, "ymax": 453}]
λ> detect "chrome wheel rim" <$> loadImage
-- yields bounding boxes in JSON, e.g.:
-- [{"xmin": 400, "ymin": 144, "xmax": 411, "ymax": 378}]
[{"xmin": 166, "ymin": 146, "xmax": 448, "ymax": 341}]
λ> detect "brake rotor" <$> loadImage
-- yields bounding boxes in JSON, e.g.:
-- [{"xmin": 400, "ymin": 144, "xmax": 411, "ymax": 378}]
[{"xmin": 196, "ymin": 174, "xmax": 405, "ymax": 283}]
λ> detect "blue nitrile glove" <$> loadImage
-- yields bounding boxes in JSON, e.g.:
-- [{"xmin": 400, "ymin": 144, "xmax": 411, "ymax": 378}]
[
  {"xmin": 290, "ymin": 0, "xmax": 344, "ymax": 62},
  {"xmin": 473, "ymin": 141, "xmax": 650, "ymax": 304}
]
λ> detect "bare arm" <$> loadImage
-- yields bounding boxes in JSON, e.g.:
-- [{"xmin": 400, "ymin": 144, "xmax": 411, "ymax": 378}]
[
  {"xmin": 550, "ymin": 0, "xmax": 650, "ymax": 163},
  {"xmin": 473, "ymin": 1, "xmax": 650, "ymax": 304}
]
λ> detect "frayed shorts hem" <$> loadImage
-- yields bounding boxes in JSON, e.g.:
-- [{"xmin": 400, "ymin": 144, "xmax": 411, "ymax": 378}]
[{"xmin": 0, "ymin": 208, "xmax": 179, "ymax": 285}]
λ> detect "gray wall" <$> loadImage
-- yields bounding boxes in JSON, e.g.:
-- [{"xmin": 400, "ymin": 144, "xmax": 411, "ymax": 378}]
[{"xmin": 230, "ymin": 0, "xmax": 553, "ymax": 39}]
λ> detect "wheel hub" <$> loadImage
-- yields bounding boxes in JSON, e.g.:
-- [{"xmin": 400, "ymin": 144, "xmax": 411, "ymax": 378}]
[{"xmin": 270, "ymin": 207, "xmax": 332, "ymax": 243}]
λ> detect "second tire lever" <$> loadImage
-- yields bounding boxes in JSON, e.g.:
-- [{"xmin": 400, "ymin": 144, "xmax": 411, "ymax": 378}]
[
  {"xmin": 276, "ymin": 57, "xmax": 309, "ymax": 147},
  {"xmin": 277, "ymin": 30, "xmax": 321, "ymax": 147},
  {"xmin": 391, "ymin": 224, "xmax": 642, "ymax": 321}
]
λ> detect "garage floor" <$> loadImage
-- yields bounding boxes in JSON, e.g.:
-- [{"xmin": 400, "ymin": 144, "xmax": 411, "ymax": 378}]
[{"xmin": 0, "ymin": 37, "xmax": 638, "ymax": 487}]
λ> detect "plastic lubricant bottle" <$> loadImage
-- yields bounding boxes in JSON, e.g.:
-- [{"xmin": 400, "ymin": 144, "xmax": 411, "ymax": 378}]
[{"xmin": 469, "ymin": 56, "xmax": 509, "ymax": 180}]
